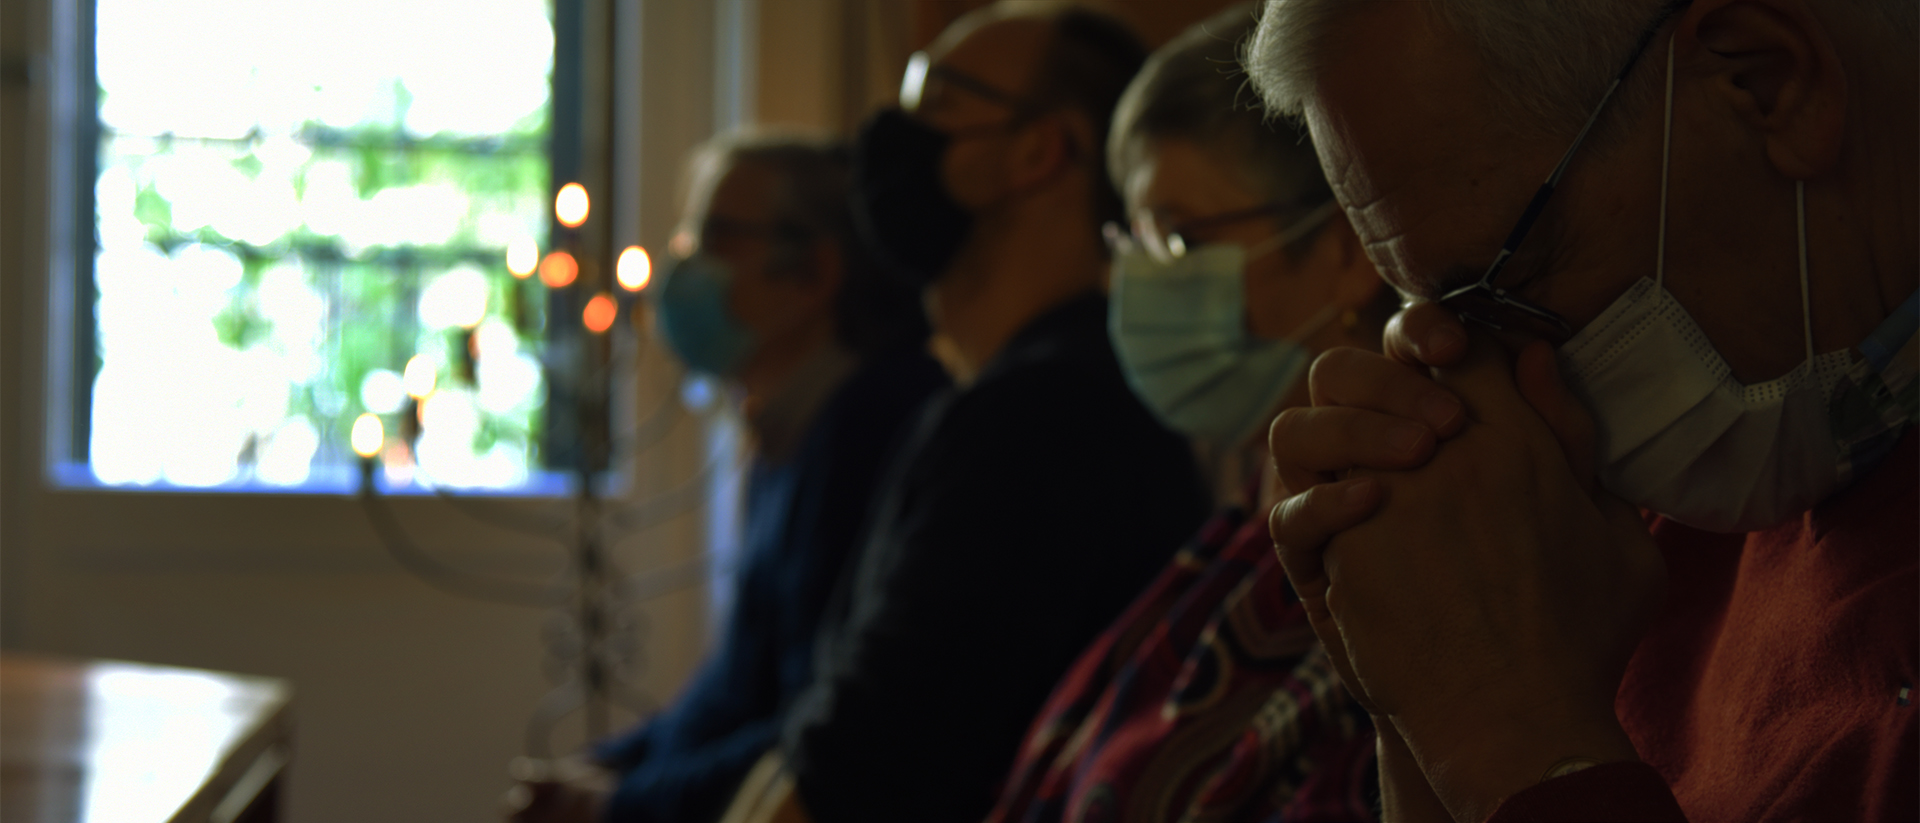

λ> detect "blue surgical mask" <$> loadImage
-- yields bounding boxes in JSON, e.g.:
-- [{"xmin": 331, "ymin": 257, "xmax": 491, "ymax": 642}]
[
  {"xmin": 655, "ymin": 253, "xmax": 755, "ymax": 377},
  {"xmin": 1109, "ymin": 211, "xmax": 1337, "ymax": 449}
]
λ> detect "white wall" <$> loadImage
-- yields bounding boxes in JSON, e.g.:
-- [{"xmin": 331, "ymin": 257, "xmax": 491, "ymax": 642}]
[{"xmin": 0, "ymin": 0, "xmax": 738, "ymax": 820}]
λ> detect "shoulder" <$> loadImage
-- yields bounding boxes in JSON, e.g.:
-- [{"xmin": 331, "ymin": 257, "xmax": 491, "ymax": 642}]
[{"xmin": 934, "ymin": 358, "xmax": 1168, "ymax": 460}]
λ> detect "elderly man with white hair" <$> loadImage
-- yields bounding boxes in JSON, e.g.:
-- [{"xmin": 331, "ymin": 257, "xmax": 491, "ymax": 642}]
[{"xmin": 1245, "ymin": 0, "xmax": 1916, "ymax": 821}]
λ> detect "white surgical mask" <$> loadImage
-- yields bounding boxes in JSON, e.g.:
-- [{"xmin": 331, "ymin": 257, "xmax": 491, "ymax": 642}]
[
  {"xmin": 1110, "ymin": 204, "xmax": 1337, "ymax": 450},
  {"xmin": 1559, "ymin": 36, "xmax": 1915, "ymax": 532}
]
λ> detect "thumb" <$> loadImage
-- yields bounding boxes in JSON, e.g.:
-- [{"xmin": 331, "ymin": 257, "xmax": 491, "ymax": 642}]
[
  {"xmin": 1383, "ymin": 301, "xmax": 1470, "ymax": 369},
  {"xmin": 1513, "ymin": 339, "xmax": 1603, "ymax": 495}
]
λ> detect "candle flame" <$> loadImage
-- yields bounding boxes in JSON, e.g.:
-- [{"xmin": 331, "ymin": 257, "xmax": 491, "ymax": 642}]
[
  {"xmin": 538, "ymin": 251, "xmax": 578, "ymax": 288},
  {"xmin": 403, "ymin": 354, "xmax": 438, "ymax": 399},
  {"xmin": 616, "ymin": 246, "xmax": 651, "ymax": 291},
  {"xmin": 351, "ymin": 413, "xmax": 384, "ymax": 458},
  {"xmin": 555, "ymin": 183, "xmax": 590, "ymax": 228},
  {"xmin": 583, "ymin": 293, "xmax": 618, "ymax": 333},
  {"xmin": 506, "ymin": 238, "xmax": 539, "ymax": 278}
]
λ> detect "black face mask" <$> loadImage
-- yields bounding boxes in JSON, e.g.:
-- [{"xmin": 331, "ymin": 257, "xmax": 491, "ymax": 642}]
[{"xmin": 849, "ymin": 108, "xmax": 975, "ymax": 287}]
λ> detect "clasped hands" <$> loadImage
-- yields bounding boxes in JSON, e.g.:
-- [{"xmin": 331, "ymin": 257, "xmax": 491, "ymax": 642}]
[{"xmin": 1266, "ymin": 303, "xmax": 1668, "ymax": 822}]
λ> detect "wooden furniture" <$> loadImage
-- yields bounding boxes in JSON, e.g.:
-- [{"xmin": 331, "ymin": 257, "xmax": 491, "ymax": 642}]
[{"xmin": 0, "ymin": 654, "xmax": 292, "ymax": 823}]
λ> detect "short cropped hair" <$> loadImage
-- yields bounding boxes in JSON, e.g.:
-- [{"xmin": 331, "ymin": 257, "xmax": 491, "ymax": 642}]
[
  {"xmin": 691, "ymin": 131, "xmax": 929, "ymax": 356},
  {"xmin": 1023, "ymin": 4, "xmax": 1149, "ymax": 241},
  {"xmin": 1108, "ymin": 4, "xmax": 1330, "ymax": 219}
]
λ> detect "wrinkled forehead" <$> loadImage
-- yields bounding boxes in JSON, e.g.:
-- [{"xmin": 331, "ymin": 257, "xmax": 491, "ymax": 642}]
[{"xmin": 1299, "ymin": 2, "xmax": 1550, "ymax": 298}]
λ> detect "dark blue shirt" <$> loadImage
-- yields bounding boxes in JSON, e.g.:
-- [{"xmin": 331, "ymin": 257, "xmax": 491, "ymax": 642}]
[{"xmin": 595, "ymin": 347, "xmax": 949, "ymax": 823}]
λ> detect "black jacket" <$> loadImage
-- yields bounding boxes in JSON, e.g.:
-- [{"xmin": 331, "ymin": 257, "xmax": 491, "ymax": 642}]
[{"xmin": 782, "ymin": 293, "xmax": 1211, "ymax": 822}]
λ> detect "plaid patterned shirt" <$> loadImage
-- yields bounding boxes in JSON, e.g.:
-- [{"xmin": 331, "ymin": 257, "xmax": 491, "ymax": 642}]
[{"xmin": 987, "ymin": 508, "xmax": 1377, "ymax": 823}]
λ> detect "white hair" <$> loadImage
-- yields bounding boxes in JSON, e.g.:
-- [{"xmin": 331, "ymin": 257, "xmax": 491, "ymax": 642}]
[{"xmin": 1245, "ymin": 0, "xmax": 1918, "ymax": 135}]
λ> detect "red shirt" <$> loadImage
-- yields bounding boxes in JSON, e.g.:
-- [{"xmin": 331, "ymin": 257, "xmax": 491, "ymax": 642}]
[{"xmin": 1494, "ymin": 436, "xmax": 1918, "ymax": 821}]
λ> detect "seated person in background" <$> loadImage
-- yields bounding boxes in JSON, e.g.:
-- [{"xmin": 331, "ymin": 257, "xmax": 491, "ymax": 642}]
[
  {"xmin": 1248, "ymin": 0, "xmax": 1917, "ymax": 820},
  {"xmin": 722, "ymin": 4, "xmax": 1211, "ymax": 822},
  {"xmin": 988, "ymin": 7, "xmax": 1391, "ymax": 821},
  {"xmin": 511, "ymin": 131, "xmax": 950, "ymax": 823}
]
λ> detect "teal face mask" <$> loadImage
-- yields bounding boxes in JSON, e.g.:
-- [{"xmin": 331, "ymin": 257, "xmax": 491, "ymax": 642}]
[
  {"xmin": 1109, "ymin": 214, "xmax": 1337, "ymax": 449},
  {"xmin": 655, "ymin": 253, "xmax": 756, "ymax": 377}
]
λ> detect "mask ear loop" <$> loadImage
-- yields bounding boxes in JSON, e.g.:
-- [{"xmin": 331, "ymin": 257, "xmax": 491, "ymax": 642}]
[
  {"xmin": 1656, "ymin": 34, "xmax": 1675, "ymax": 289},
  {"xmin": 1245, "ymin": 201, "xmax": 1339, "ymax": 264},
  {"xmin": 1663, "ymin": 33, "xmax": 1813, "ymax": 364},
  {"xmin": 1241, "ymin": 200, "xmax": 1342, "ymax": 343}
]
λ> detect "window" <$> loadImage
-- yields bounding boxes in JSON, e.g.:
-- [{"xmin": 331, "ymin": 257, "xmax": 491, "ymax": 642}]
[{"xmin": 70, "ymin": 0, "xmax": 561, "ymax": 492}]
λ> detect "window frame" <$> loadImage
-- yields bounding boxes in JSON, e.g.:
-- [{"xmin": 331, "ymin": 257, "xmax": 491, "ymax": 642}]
[
  {"xmin": 63, "ymin": 0, "xmax": 578, "ymax": 495},
  {"xmin": 4, "ymin": 0, "xmax": 738, "ymax": 579}
]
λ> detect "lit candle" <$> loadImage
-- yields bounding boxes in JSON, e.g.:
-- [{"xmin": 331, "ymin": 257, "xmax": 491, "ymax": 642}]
[
  {"xmin": 350, "ymin": 413, "xmax": 384, "ymax": 493},
  {"xmin": 555, "ymin": 183, "xmax": 590, "ymax": 229},
  {"xmin": 615, "ymin": 246, "xmax": 650, "ymax": 291},
  {"xmin": 583, "ymin": 292, "xmax": 617, "ymax": 334},
  {"xmin": 538, "ymin": 251, "xmax": 578, "ymax": 289}
]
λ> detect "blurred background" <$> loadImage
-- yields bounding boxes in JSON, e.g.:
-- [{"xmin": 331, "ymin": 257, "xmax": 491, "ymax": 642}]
[{"xmin": 0, "ymin": 0, "xmax": 1240, "ymax": 820}]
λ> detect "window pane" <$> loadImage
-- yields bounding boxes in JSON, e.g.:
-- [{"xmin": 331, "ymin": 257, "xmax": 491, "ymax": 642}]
[{"xmin": 88, "ymin": 0, "xmax": 555, "ymax": 490}]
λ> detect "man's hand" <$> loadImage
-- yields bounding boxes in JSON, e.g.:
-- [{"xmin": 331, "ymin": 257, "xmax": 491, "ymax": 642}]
[
  {"xmin": 1269, "ymin": 304, "xmax": 1666, "ymax": 820},
  {"xmin": 1265, "ymin": 304, "xmax": 1475, "ymax": 715},
  {"xmin": 1328, "ymin": 335, "xmax": 1664, "ymax": 818}
]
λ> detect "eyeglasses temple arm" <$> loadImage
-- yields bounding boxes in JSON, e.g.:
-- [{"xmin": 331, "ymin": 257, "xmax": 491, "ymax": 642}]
[{"xmin": 1480, "ymin": 1, "xmax": 1688, "ymax": 288}]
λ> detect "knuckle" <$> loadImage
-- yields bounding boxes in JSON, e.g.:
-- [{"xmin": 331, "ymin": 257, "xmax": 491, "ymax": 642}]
[
  {"xmin": 1310, "ymin": 346, "xmax": 1365, "ymax": 384},
  {"xmin": 1268, "ymin": 492, "xmax": 1318, "ymax": 553},
  {"xmin": 1268, "ymin": 408, "xmax": 1312, "ymax": 460}
]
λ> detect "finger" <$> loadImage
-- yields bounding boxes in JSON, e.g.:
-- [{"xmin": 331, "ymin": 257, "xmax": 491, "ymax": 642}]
[
  {"xmin": 1431, "ymin": 334, "xmax": 1596, "ymax": 489},
  {"xmin": 1269, "ymin": 405, "xmax": 1440, "ymax": 494},
  {"xmin": 1306, "ymin": 347, "xmax": 1467, "ymax": 437},
  {"xmin": 1382, "ymin": 301, "xmax": 1470, "ymax": 369},
  {"xmin": 1513, "ymin": 339, "xmax": 1602, "ymax": 492},
  {"xmin": 1268, "ymin": 477, "xmax": 1383, "ymax": 596},
  {"xmin": 1425, "ymin": 332, "xmax": 1541, "ymax": 431}
]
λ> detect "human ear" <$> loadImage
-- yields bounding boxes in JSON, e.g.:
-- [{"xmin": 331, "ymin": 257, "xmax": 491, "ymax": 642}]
[
  {"xmin": 1005, "ymin": 111, "xmax": 1081, "ymax": 190},
  {"xmin": 1685, "ymin": 0, "xmax": 1846, "ymax": 178}
]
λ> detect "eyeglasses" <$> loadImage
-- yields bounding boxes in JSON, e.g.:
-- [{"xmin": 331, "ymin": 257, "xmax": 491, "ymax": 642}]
[
  {"xmin": 671, "ymin": 216, "xmax": 812, "ymax": 258},
  {"xmin": 1105, "ymin": 200, "xmax": 1333, "ymax": 265},
  {"xmin": 900, "ymin": 50, "xmax": 1033, "ymax": 117},
  {"xmin": 1436, "ymin": 0, "xmax": 1689, "ymax": 345}
]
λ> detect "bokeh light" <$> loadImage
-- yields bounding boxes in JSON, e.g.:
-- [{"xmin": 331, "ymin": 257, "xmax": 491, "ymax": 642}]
[
  {"xmin": 417, "ymin": 266, "xmax": 490, "ymax": 329},
  {"xmin": 538, "ymin": 251, "xmax": 577, "ymax": 288},
  {"xmin": 359, "ymin": 368, "xmax": 407, "ymax": 415},
  {"xmin": 472, "ymin": 320, "xmax": 519, "ymax": 360},
  {"xmin": 257, "ymin": 417, "xmax": 320, "ymax": 485},
  {"xmin": 506, "ymin": 237, "xmax": 539, "ymax": 278},
  {"xmin": 616, "ymin": 245, "xmax": 651, "ymax": 291},
  {"xmin": 555, "ymin": 183, "xmax": 589, "ymax": 228},
  {"xmin": 350, "ymin": 413, "xmax": 384, "ymax": 458},
  {"xmin": 583, "ymin": 293, "xmax": 617, "ymax": 333},
  {"xmin": 402, "ymin": 354, "xmax": 438, "ymax": 399}
]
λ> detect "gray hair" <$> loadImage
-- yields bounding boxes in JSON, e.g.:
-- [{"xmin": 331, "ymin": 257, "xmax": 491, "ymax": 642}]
[
  {"xmin": 1245, "ymin": 0, "xmax": 1918, "ymax": 136},
  {"xmin": 1108, "ymin": 3, "xmax": 1331, "ymax": 212},
  {"xmin": 688, "ymin": 130, "xmax": 854, "ymax": 248}
]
